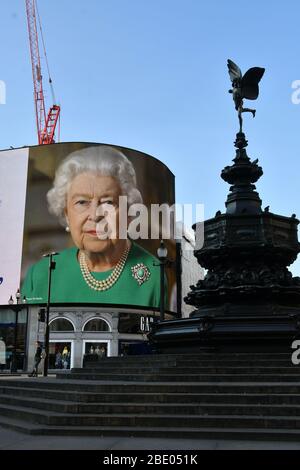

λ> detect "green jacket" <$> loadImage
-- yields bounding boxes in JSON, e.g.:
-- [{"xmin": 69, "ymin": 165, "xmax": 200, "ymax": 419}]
[{"xmin": 22, "ymin": 242, "xmax": 167, "ymax": 308}]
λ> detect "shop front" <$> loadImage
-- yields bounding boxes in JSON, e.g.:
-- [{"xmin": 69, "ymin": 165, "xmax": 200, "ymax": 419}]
[
  {"xmin": 0, "ymin": 305, "xmax": 28, "ymax": 372},
  {"xmin": 20, "ymin": 304, "xmax": 175, "ymax": 372}
]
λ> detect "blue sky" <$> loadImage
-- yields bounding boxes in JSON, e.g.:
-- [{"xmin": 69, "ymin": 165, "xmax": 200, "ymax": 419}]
[{"xmin": 1, "ymin": 0, "xmax": 300, "ymax": 273}]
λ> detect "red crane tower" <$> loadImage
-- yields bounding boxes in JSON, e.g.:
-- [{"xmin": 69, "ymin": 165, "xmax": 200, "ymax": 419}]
[{"xmin": 25, "ymin": 0, "xmax": 60, "ymax": 145}]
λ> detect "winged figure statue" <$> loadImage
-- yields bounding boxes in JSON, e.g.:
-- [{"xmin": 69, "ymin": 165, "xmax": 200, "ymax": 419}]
[{"xmin": 227, "ymin": 59, "xmax": 265, "ymax": 133}]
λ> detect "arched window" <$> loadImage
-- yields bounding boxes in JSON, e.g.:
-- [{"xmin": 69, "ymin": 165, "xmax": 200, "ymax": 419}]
[
  {"xmin": 83, "ymin": 318, "xmax": 110, "ymax": 332},
  {"xmin": 50, "ymin": 318, "xmax": 74, "ymax": 332}
]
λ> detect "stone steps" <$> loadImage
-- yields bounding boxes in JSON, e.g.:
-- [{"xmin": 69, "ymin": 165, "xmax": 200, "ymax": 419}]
[
  {"xmin": 3, "ymin": 385, "xmax": 300, "ymax": 404},
  {"xmin": 2, "ymin": 401, "xmax": 300, "ymax": 428},
  {"xmin": 65, "ymin": 352, "xmax": 300, "ymax": 382},
  {"xmin": 3, "ymin": 378, "xmax": 300, "ymax": 394},
  {"xmin": 1, "ymin": 412, "xmax": 300, "ymax": 441},
  {"xmin": 75, "ymin": 366, "xmax": 300, "ymax": 374},
  {"xmin": 2, "ymin": 393, "xmax": 300, "ymax": 417},
  {"xmin": 81, "ymin": 352, "xmax": 295, "ymax": 375},
  {"xmin": 88, "ymin": 352, "xmax": 291, "ymax": 360},
  {"xmin": 84, "ymin": 359, "xmax": 292, "ymax": 368},
  {"xmin": 0, "ymin": 351, "xmax": 299, "ymax": 439},
  {"xmin": 83, "ymin": 354, "xmax": 291, "ymax": 366},
  {"xmin": 62, "ymin": 372, "xmax": 300, "ymax": 382}
]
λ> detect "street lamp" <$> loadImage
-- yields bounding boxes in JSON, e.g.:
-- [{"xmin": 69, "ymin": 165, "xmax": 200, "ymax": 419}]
[
  {"xmin": 10, "ymin": 288, "xmax": 21, "ymax": 373},
  {"xmin": 16, "ymin": 288, "xmax": 21, "ymax": 304},
  {"xmin": 43, "ymin": 252, "xmax": 58, "ymax": 377},
  {"xmin": 156, "ymin": 240, "xmax": 168, "ymax": 322}
]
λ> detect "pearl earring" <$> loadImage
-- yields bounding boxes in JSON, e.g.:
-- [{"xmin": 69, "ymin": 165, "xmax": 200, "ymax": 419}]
[{"xmin": 65, "ymin": 226, "xmax": 70, "ymax": 232}]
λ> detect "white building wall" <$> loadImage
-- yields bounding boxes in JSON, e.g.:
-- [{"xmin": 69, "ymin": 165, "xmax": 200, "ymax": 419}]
[{"xmin": 180, "ymin": 227, "xmax": 204, "ymax": 318}]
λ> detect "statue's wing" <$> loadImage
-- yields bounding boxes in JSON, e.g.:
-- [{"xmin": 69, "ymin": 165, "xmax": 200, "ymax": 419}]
[
  {"xmin": 241, "ymin": 67, "xmax": 265, "ymax": 100},
  {"xmin": 227, "ymin": 59, "xmax": 242, "ymax": 82}
]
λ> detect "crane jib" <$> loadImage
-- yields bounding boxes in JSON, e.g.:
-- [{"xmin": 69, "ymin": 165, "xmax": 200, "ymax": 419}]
[{"xmin": 25, "ymin": 0, "xmax": 60, "ymax": 145}]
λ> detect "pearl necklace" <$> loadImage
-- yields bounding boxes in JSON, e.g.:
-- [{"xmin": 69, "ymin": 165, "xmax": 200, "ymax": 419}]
[{"xmin": 79, "ymin": 244, "xmax": 130, "ymax": 291}]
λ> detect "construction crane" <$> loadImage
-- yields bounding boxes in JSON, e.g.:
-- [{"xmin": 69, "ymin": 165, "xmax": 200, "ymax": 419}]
[{"xmin": 25, "ymin": 0, "xmax": 60, "ymax": 145}]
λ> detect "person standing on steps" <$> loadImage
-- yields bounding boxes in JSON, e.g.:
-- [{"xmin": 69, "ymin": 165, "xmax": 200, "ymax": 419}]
[{"xmin": 28, "ymin": 342, "xmax": 43, "ymax": 377}]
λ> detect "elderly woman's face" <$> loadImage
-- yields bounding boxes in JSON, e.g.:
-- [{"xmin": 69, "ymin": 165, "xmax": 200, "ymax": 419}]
[{"xmin": 65, "ymin": 172, "xmax": 125, "ymax": 254}]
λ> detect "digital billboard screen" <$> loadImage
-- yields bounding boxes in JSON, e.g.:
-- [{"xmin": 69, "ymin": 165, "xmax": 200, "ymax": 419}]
[{"xmin": 0, "ymin": 143, "xmax": 177, "ymax": 310}]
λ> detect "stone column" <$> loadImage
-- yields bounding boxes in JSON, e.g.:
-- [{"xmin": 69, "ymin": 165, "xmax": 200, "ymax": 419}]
[{"xmin": 110, "ymin": 312, "xmax": 119, "ymax": 357}]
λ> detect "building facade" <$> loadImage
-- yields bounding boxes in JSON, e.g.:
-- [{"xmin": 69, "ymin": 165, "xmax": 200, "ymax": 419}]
[{"xmin": 0, "ymin": 304, "xmax": 175, "ymax": 372}]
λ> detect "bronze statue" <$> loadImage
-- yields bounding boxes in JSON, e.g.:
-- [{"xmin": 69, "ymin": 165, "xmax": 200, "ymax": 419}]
[{"xmin": 227, "ymin": 59, "xmax": 265, "ymax": 133}]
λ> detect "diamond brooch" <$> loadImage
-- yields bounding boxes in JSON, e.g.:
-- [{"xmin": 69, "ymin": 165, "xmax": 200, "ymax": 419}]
[{"xmin": 131, "ymin": 263, "xmax": 151, "ymax": 285}]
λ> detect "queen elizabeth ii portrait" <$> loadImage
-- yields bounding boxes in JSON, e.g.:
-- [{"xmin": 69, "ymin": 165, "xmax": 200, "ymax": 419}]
[{"xmin": 21, "ymin": 145, "xmax": 167, "ymax": 308}]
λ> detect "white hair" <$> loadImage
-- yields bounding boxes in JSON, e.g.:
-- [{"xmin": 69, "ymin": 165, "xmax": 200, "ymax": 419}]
[{"xmin": 47, "ymin": 145, "xmax": 143, "ymax": 226}]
